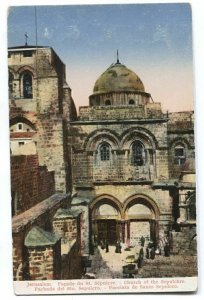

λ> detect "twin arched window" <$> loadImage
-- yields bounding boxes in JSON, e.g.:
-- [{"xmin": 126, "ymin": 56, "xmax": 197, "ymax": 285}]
[
  {"xmin": 105, "ymin": 99, "xmax": 111, "ymax": 106},
  {"xmin": 22, "ymin": 72, "xmax": 33, "ymax": 99},
  {"xmin": 99, "ymin": 140, "xmax": 146, "ymax": 165},
  {"xmin": 174, "ymin": 144, "xmax": 186, "ymax": 165},
  {"xmin": 129, "ymin": 99, "xmax": 135, "ymax": 105},
  {"xmin": 132, "ymin": 140, "xmax": 145, "ymax": 166},
  {"xmin": 8, "ymin": 70, "xmax": 33, "ymax": 99},
  {"xmin": 186, "ymin": 192, "xmax": 196, "ymax": 220},
  {"xmin": 100, "ymin": 143, "xmax": 110, "ymax": 161}
]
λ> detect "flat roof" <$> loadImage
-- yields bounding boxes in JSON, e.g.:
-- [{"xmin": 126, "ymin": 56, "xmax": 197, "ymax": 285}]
[{"xmin": 8, "ymin": 45, "xmax": 49, "ymax": 51}]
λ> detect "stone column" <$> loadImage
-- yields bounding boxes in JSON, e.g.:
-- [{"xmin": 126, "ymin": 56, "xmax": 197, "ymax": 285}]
[
  {"xmin": 126, "ymin": 220, "xmax": 130, "ymax": 246},
  {"xmin": 121, "ymin": 221, "xmax": 125, "ymax": 243},
  {"xmin": 177, "ymin": 192, "xmax": 187, "ymax": 223}
]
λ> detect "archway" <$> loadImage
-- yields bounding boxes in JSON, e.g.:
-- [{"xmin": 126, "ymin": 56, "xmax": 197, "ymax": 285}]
[
  {"xmin": 123, "ymin": 195, "xmax": 160, "ymax": 246},
  {"xmin": 90, "ymin": 195, "xmax": 122, "ymax": 245}
]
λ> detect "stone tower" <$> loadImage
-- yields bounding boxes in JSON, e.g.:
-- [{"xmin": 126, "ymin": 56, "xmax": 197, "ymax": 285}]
[{"xmin": 8, "ymin": 45, "xmax": 77, "ymax": 193}]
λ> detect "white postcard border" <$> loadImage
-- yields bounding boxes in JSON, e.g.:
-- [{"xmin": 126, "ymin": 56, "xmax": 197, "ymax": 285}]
[{"xmin": 14, "ymin": 277, "xmax": 197, "ymax": 295}]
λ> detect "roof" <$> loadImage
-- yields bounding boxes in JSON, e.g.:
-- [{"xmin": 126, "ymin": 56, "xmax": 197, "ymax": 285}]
[
  {"xmin": 25, "ymin": 226, "xmax": 60, "ymax": 247},
  {"xmin": 8, "ymin": 45, "xmax": 65, "ymax": 66},
  {"xmin": 152, "ymin": 180, "xmax": 196, "ymax": 190},
  {"xmin": 12, "ymin": 193, "xmax": 69, "ymax": 233},
  {"xmin": 10, "ymin": 132, "xmax": 36, "ymax": 139},
  {"xmin": 93, "ymin": 62, "xmax": 145, "ymax": 94},
  {"xmin": 54, "ymin": 208, "xmax": 82, "ymax": 219},
  {"xmin": 8, "ymin": 45, "xmax": 49, "ymax": 50}
]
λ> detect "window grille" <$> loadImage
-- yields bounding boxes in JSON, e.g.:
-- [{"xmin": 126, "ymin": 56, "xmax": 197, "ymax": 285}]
[{"xmin": 100, "ymin": 143, "xmax": 110, "ymax": 161}]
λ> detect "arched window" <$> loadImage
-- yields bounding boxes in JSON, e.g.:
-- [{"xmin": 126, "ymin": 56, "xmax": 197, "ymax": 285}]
[
  {"xmin": 186, "ymin": 192, "xmax": 196, "ymax": 220},
  {"xmin": 129, "ymin": 99, "xmax": 135, "ymax": 105},
  {"xmin": 100, "ymin": 143, "xmax": 110, "ymax": 161},
  {"xmin": 132, "ymin": 141, "xmax": 145, "ymax": 166},
  {"xmin": 105, "ymin": 99, "xmax": 111, "ymax": 106},
  {"xmin": 9, "ymin": 72, "xmax": 14, "ymax": 97},
  {"xmin": 22, "ymin": 72, "xmax": 33, "ymax": 99},
  {"xmin": 174, "ymin": 144, "xmax": 186, "ymax": 165}
]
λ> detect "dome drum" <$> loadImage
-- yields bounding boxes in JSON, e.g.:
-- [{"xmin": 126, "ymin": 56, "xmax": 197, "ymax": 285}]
[{"xmin": 89, "ymin": 90, "xmax": 151, "ymax": 107}]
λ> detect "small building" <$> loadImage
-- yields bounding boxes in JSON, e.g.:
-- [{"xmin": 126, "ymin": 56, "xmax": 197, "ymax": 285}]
[{"xmin": 25, "ymin": 226, "xmax": 61, "ymax": 280}]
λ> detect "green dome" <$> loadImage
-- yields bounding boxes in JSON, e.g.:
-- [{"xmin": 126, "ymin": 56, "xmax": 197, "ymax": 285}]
[{"xmin": 93, "ymin": 62, "xmax": 145, "ymax": 94}]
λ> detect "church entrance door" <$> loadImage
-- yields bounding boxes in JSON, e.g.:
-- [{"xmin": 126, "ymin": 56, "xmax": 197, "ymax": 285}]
[
  {"xmin": 97, "ymin": 219, "xmax": 117, "ymax": 245},
  {"xmin": 129, "ymin": 220, "xmax": 150, "ymax": 246},
  {"xmin": 124, "ymin": 196, "xmax": 159, "ymax": 246}
]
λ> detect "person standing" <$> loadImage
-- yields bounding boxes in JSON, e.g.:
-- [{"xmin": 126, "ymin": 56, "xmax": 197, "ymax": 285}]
[
  {"xmin": 118, "ymin": 241, "xmax": 122, "ymax": 253},
  {"xmin": 164, "ymin": 243, "xmax": 170, "ymax": 257},
  {"xmin": 138, "ymin": 248, "xmax": 144, "ymax": 268},
  {"xmin": 150, "ymin": 247, "xmax": 155, "ymax": 259},
  {"xmin": 140, "ymin": 236, "xmax": 145, "ymax": 247},
  {"xmin": 146, "ymin": 246, "xmax": 149, "ymax": 259},
  {"xmin": 105, "ymin": 239, "xmax": 109, "ymax": 253}
]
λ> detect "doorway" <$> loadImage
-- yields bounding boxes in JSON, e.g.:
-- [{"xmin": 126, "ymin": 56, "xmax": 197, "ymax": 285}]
[{"xmin": 97, "ymin": 219, "xmax": 117, "ymax": 245}]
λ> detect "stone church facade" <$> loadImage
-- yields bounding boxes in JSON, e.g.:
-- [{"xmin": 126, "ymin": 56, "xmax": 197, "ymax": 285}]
[{"xmin": 9, "ymin": 45, "xmax": 196, "ymax": 280}]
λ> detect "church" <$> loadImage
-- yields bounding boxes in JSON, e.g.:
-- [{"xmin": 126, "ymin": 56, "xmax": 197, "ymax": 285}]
[
  {"xmin": 9, "ymin": 44, "xmax": 196, "ymax": 280},
  {"xmin": 69, "ymin": 53, "xmax": 196, "ymax": 256}
]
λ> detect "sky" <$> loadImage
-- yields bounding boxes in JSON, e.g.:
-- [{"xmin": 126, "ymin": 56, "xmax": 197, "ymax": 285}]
[{"xmin": 7, "ymin": 3, "xmax": 194, "ymax": 112}]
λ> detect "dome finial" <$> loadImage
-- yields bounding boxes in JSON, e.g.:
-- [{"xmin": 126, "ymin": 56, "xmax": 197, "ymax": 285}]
[{"xmin": 117, "ymin": 49, "xmax": 120, "ymax": 64}]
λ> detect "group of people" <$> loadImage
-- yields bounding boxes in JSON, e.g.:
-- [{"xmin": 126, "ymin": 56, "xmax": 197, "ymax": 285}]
[
  {"xmin": 145, "ymin": 240, "xmax": 156, "ymax": 259},
  {"xmin": 140, "ymin": 235, "xmax": 171, "ymax": 259},
  {"xmin": 101, "ymin": 239, "xmax": 123, "ymax": 253},
  {"xmin": 94, "ymin": 234, "xmax": 171, "ymax": 258},
  {"xmin": 99, "ymin": 238, "xmax": 123, "ymax": 254},
  {"xmin": 100, "ymin": 238, "xmax": 110, "ymax": 252}
]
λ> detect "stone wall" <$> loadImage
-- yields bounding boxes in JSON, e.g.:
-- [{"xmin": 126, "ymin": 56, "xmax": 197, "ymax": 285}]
[
  {"xmin": 37, "ymin": 115, "xmax": 69, "ymax": 192},
  {"xmin": 79, "ymin": 103, "xmax": 163, "ymax": 121},
  {"xmin": 167, "ymin": 111, "xmax": 194, "ymax": 130},
  {"xmin": 167, "ymin": 111, "xmax": 195, "ymax": 179},
  {"xmin": 70, "ymin": 121, "xmax": 169, "ymax": 185},
  {"xmin": 61, "ymin": 240, "xmax": 82, "ymax": 279},
  {"xmin": 52, "ymin": 210, "xmax": 83, "ymax": 279},
  {"xmin": 171, "ymin": 225, "xmax": 197, "ymax": 255},
  {"xmin": 12, "ymin": 231, "xmax": 26, "ymax": 281},
  {"xmin": 53, "ymin": 217, "xmax": 78, "ymax": 242},
  {"xmin": 27, "ymin": 241, "xmax": 61, "ymax": 280},
  {"xmin": 11, "ymin": 155, "xmax": 55, "ymax": 215}
]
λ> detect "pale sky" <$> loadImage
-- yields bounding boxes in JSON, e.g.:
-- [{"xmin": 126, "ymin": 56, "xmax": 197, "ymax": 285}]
[{"xmin": 8, "ymin": 4, "xmax": 194, "ymax": 112}]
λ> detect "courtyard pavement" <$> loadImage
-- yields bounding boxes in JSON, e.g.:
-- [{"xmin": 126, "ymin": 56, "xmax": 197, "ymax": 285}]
[{"xmin": 86, "ymin": 245, "xmax": 197, "ymax": 279}]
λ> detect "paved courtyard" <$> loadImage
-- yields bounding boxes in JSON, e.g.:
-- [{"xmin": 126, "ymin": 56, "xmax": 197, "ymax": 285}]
[{"xmin": 86, "ymin": 245, "xmax": 197, "ymax": 279}]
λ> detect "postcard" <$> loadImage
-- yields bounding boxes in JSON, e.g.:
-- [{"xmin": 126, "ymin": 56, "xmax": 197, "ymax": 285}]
[{"xmin": 8, "ymin": 3, "xmax": 197, "ymax": 294}]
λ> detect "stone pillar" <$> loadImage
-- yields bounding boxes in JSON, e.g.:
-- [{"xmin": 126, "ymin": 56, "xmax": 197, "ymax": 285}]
[
  {"xmin": 126, "ymin": 220, "xmax": 130, "ymax": 246},
  {"xmin": 177, "ymin": 192, "xmax": 187, "ymax": 223},
  {"xmin": 121, "ymin": 221, "xmax": 125, "ymax": 243}
]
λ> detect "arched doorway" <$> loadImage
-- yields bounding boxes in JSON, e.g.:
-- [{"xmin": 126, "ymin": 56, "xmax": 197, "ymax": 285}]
[
  {"xmin": 123, "ymin": 195, "xmax": 160, "ymax": 246},
  {"xmin": 90, "ymin": 196, "xmax": 122, "ymax": 245}
]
